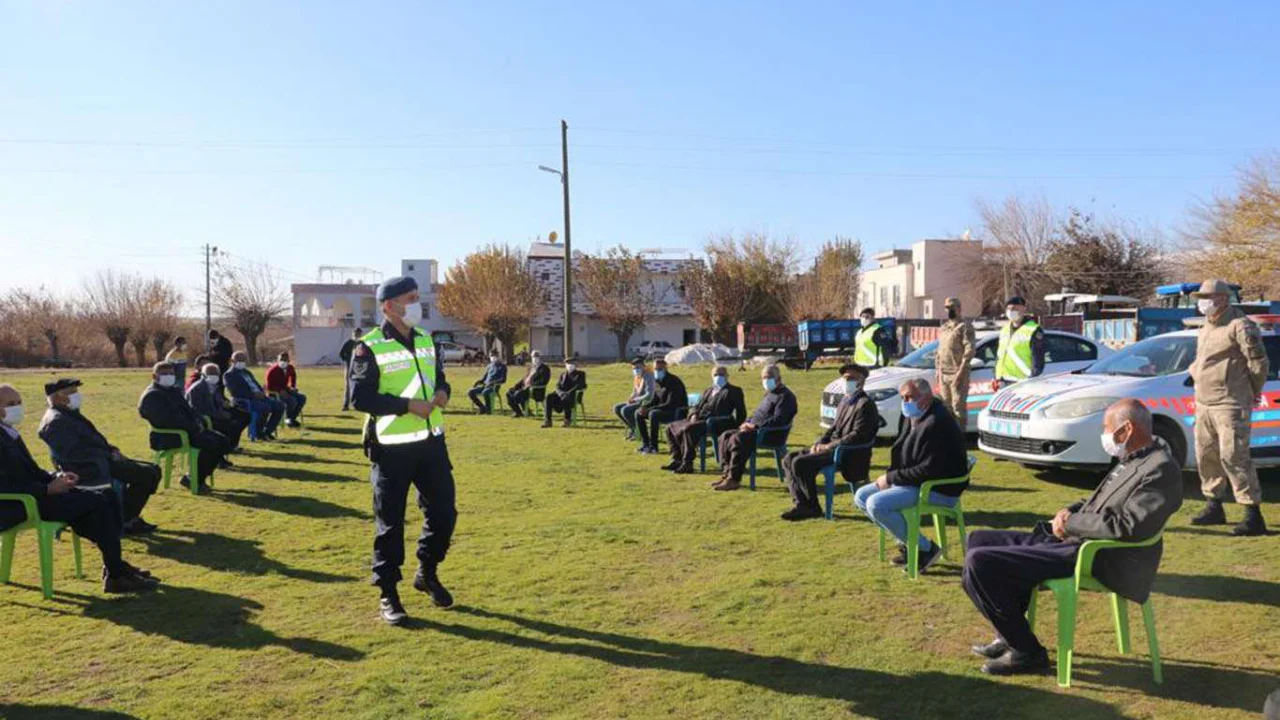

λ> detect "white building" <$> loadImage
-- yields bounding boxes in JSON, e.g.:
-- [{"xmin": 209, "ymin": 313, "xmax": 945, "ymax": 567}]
[
  {"xmin": 526, "ymin": 241, "xmax": 706, "ymax": 360},
  {"xmin": 291, "ymin": 259, "xmax": 479, "ymax": 365},
  {"xmin": 860, "ymin": 239, "xmax": 983, "ymax": 319}
]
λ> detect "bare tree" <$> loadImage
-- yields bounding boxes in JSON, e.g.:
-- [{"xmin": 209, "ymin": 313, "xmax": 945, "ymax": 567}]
[
  {"xmin": 215, "ymin": 260, "xmax": 288, "ymax": 364},
  {"xmin": 788, "ymin": 236, "xmax": 864, "ymax": 322},
  {"xmin": 136, "ymin": 278, "xmax": 184, "ymax": 365},
  {"xmin": 0, "ymin": 287, "xmax": 71, "ymax": 360},
  {"xmin": 83, "ymin": 270, "xmax": 140, "ymax": 367},
  {"xmin": 576, "ymin": 246, "xmax": 655, "ymax": 360},
  {"xmin": 680, "ymin": 232, "xmax": 799, "ymax": 343},
  {"xmin": 1182, "ymin": 154, "xmax": 1280, "ymax": 299},
  {"xmin": 437, "ymin": 245, "xmax": 542, "ymax": 360},
  {"xmin": 1043, "ymin": 209, "xmax": 1167, "ymax": 300},
  {"xmin": 964, "ymin": 195, "xmax": 1061, "ymax": 315}
]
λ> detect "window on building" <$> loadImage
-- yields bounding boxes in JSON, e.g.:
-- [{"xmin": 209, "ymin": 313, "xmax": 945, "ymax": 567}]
[
  {"xmin": 879, "ymin": 287, "xmax": 888, "ymax": 310},
  {"xmin": 916, "ymin": 261, "xmax": 921, "ymax": 271},
  {"xmin": 892, "ymin": 285, "xmax": 901, "ymax": 309},
  {"xmin": 421, "ymin": 302, "xmax": 431, "ymax": 321},
  {"xmin": 683, "ymin": 329, "xmax": 697, "ymax": 345},
  {"xmin": 541, "ymin": 272, "xmax": 550, "ymax": 282},
  {"xmin": 408, "ymin": 263, "xmax": 415, "ymax": 271}
]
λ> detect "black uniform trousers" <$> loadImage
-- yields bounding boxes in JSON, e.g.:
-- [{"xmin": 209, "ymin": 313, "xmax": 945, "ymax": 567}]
[
  {"xmin": 717, "ymin": 429, "xmax": 758, "ymax": 483},
  {"xmin": 108, "ymin": 456, "xmax": 161, "ymax": 521},
  {"xmin": 36, "ymin": 489, "xmax": 125, "ymax": 574},
  {"xmin": 665, "ymin": 418, "xmax": 709, "ymax": 468},
  {"xmin": 961, "ymin": 528, "xmax": 1081, "ymax": 654},
  {"xmin": 636, "ymin": 407, "xmax": 679, "ymax": 448},
  {"xmin": 190, "ymin": 430, "xmax": 230, "ymax": 485},
  {"xmin": 506, "ymin": 386, "xmax": 530, "ymax": 415},
  {"xmin": 210, "ymin": 414, "xmax": 247, "ymax": 451},
  {"xmin": 370, "ymin": 436, "xmax": 457, "ymax": 588},
  {"xmin": 781, "ymin": 449, "xmax": 838, "ymax": 510},
  {"xmin": 544, "ymin": 392, "xmax": 576, "ymax": 423},
  {"xmin": 342, "ymin": 360, "xmax": 353, "ymax": 410}
]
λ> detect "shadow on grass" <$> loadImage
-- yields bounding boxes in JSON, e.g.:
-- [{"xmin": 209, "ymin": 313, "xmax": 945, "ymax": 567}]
[
  {"xmin": 295, "ymin": 438, "xmax": 362, "ymax": 451},
  {"xmin": 963, "ymin": 510, "xmax": 1045, "ymax": 530},
  {"xmin": 0, "ymin": 705, "xmax": 141, "ymax": 719},
  {"xmin": 246, "ymin": 465, "xmax": 359, "ymax": 483},
  {"xmin": 1072, "ymin": 655, "xmax": 1278, "ymax": 712},
  {"xmin": 1153, "ymin": 572, "xmax": 1280, "ymax": 606},
  {"xmin": 136, "ymin": 530, "xmax": 352, "ymax": 583},
  {"xmin": 79, "ymin": 585, "xmax": 364, "ymax": 661},
  {"xmin": 304, "ymin": 424, "xmax": 363, "ymax": 436},
  {"xmin": 213, "ymin": 488, "xmax": 370, "ymax": 521},
  {"xmin": 407, "ymin": 607, "xmax": 1125, "ymax": 719},
  {"xmin": 257, "ymin": 450, "xmax": 363, "ymax": 466}
]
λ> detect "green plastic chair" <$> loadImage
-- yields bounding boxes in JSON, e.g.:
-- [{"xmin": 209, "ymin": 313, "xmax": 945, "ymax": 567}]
[
  {"xmin": 570, "ymin": 389, "xmax": 587, "ymax": 426},
  {"xmin": 152, "ymin": 427, "xmax": 210, "ymax": 495},
  {"xmin": 0, "ymin": 493, "xmax": 84, "ymax": 599},
  {"xmin": 1027, "ymin": 532, "xmax": 1165, "ymax": 688},
  {"xmin": 877, "ymin": 454, "xmax": 975, "ymax": 579},
  {"xmin": 527, "ymin": 383, "xmax": 548, "ymax": 417}
]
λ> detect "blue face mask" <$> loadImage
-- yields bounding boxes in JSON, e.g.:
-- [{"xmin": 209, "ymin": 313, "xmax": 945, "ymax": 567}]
[
  {"xmin": 713, "ymin": 375, "xmax": 728, "ymax": 388},
  {"xmin": 902, "ymin": 399, "xmax": 924, "ymax": 419},
  {"xmin": 633, "ymin": 367, "xmax": 643, "ymax": 376},
  {"xmin": 763, "ymin": 377, "xmax": 778, "ymax": 392},
  {"xmin": 654, "ymin": 369, "xmax": 667, "ymax": 381}
]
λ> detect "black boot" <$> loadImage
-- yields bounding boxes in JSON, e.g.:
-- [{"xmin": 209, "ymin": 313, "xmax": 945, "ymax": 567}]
[
  {"xmin": 379, "ymin": 586, "xmax": 408, "ymax": 625},
  {"xmin": 1191, "ymin": 500, "xmax": 1227, "ymax": 526},
  {"xmin": 1232, "ymin": 505, "xmax": 1268, "ymax": 536},
  {"xmin": 982, "ymin": 646, "xmax": 1050, "ymax": 676},
  {"xmin": 413, "ymin": 565, "xmax": 455, "ymax": 608}
]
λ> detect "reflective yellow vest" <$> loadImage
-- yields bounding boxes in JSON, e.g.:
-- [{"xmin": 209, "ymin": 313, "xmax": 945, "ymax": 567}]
[
  {"xmin": 362, "ymin": 327, "xmax": 445, "ymax": 445},
  {"xmin": 855, "ymin": 323, "xmax": 883, "ymax": 367},
  {"xmin": 996, "ymin": 320, "xmax": 1039, "ymax": 382}
]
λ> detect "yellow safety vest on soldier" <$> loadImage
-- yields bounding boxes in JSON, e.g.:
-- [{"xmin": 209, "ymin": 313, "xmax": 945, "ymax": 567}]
[
  {"xmin": 361, "ymin": 327, "xmax": 445, "ymax": 445},
  {"xmin": 996, "ymin": 320, "xmax": 1040, "ymax": 383},
  {"xmin": 855, "ymin": 323, "xmax": 885, "ymax": 368}
]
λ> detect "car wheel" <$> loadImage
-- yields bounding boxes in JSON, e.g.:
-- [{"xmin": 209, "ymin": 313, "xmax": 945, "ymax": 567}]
[{"xmin": 1152, "ymin": 418, "xmax": 1188, "ymax": 469}]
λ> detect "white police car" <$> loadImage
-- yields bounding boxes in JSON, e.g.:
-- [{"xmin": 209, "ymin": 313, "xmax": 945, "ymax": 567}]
[
  {"xmin": 820, "ymin": 329, "xmax": 1109, "ymax": 437},
  {"xmin": 977, "ymin": 323, "xmax": 1280, "ymax": 471}
]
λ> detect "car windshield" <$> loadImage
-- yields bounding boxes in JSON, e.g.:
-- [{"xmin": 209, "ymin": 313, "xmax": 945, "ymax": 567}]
[
  {"xmin": 1084, "ymin": 335, "xmax": 1197, "ymax": 377},
  {"xmin": 897, "ymin": 341, "xmax": 938, "ymax": 369}
]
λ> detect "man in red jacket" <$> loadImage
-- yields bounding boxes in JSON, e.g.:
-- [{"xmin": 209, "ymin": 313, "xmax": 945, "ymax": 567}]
[{"xmin": 265, "ymin": 352, "xmax": 307, "ymax": 428}]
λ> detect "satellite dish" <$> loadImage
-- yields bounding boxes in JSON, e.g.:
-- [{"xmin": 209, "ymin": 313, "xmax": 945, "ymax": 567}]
[{"xmin": 548, "ymin": 231, "xmax": 559, "ymax": 244}]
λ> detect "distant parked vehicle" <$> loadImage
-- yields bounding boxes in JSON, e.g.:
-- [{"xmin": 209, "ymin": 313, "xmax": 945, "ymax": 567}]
[
  {"xmin": 437, "ymin": 341, "xmax": 482, "ymax": 364},
  {"xmin": 630, "ymin": 340, "xmax": 675, "ymax": 360}
]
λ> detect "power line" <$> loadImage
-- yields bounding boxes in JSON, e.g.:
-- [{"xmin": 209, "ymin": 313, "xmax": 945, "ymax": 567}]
[{"xmin": 573, "ymin": 160, "xmax": 1232, "ymax": 181}]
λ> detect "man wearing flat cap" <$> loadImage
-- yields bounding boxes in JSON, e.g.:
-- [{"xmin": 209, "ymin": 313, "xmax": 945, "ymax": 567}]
[
  {"xmin": 38, "ymin": 378, "xmax": 162, "ymax": 535},
  {"xmin": 935, "ymin": 297, "xmax": 977, "ymax": 430},
  {"xmin": 994, "ymin": 296, "xmax": 1045, "ymax": 389},
  {"xmin": 1188, "ymin": 279, "xmax": 1270, "ymax": 536},
  {"xmin": 349, "ymin": 275, "xmax": 458, "ymax": 625}
]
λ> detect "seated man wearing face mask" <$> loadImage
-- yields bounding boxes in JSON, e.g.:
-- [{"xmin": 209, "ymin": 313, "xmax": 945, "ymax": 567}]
[
  {"xmin": 506, "ymin": 350, "xmax": 551, "ymax": 417},
  {"xmin": 542, "ymin": 361, "xmax": 587, "ymax": 428},
  {"xmin": 663, "ymin": 364, "xmax": 747, "ymax": 475},
  {"xmin": 265, "ymin": 352, "xmax": 307, "ymax": 428},
  {"xmin": 467, "ymin": 351, "xmax": 508, "ymax": 414},
  {"xmin": 855, "ymin": 378, "xmax": 968, "ymax": 573},
  {"xmin": 2, "ymin": 383, "xmax": 159, "ymax": 594},
  {"xmin": 187, "ymin": 362, "xmax": 248, "ymax": 459},
  {"xmin": 779, "ymin": 364, "xmax": 879, "ymax": 521},
  {"xmin": 713, "ymin": 364, "xmax": 798, "ymax": 491},
  {"xmin": 635, "ymin": 358, "xmax": 687, "ymax": 454},
  {"xmin": 614, "ymin": 358, "xmax": 654, "ymax": 441},
  {"xmin": 224, "ymin": 351, "xmax": 286, "ymax": 441},
  {"xmin": 37, "ymin": 378, "xmax": 161, "ymax": 535},
  {"xmin": 138, "ymin": 361, "xmax": 230, "ymax": 494}
]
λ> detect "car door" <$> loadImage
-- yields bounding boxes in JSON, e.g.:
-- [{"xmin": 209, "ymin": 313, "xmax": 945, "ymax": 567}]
[
  {"xmin": 1251, "ymin": 336, "xmax": 1280, "ymax": 464},
  {"xmin": 963, "ymin": 340, "xmax": 1001, "ymax": 422},
  {"xmin": 1043, "ymin": 333, "xmax": 1100, "ymax": 375}
]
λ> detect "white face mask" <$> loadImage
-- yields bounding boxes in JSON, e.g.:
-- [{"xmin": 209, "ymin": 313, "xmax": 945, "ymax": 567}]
[
  {"xmin": 67, "ymin": 392, "xmax": 83, "ymax": 411},
  {"xmin": 1197, "ymin": 298, "xmax": 1217, "ymax": 316},
  {"xmin": 1006, "ymin": 309, "xmax": 1024, "ymax": 323},
  {"xmin": 860, "ymin": 317, "xmax": 873, "ymax": 328},
  {"xmin": 2, "ymin": 404, "xmax": 25, "ymax": 427},
  {"xmin": 490, "ymin": 357, "xmax": 500, "ymax": 364},
  {"xmin": 532, "ymin": 357, "xmax": 541, "ymax": 366},
  {"xmin": 234, "ymin": 362, "xmax": 247, "ymax": 371},
  {"xmin": 1100, "ymin": 424, "xmax": 1128, "ymax": 458},
  {"xmin": 157, "ymin": 375, "xmax": 177, "ymax": 388},
  {"xmin": 401, "ymin": 301, "xmax": 424, "ymax": 326},
  {"xmin": 279, "ymin": 361, "xmax": 289, "ymax": 369},
  {"xmin": 565, "ymin": 364, "xmax": 576, "ymax": 373},
  {"xmin": 204, "ymin": 374, "xmax": 221, "ymax": 386}
]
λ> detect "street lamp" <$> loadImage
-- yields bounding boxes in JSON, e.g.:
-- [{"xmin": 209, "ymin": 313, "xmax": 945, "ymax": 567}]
[{"xmin": 538, "ymin": 120, "xmax": 573, "ymax": 360}]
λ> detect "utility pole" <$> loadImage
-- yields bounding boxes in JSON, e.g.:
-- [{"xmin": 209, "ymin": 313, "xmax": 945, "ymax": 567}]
[
  {"xmin": 560, "ymin": 119, "xmax": 573, "ymax": 360},
  {"xmin": 204, "ymin": 244, "xmax": 217, "ymax": 351}
]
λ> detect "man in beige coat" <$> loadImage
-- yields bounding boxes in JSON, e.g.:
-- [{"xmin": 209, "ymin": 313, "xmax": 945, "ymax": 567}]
[
  {"xmin": 935, "ymin": 297, "xmax": 976, "ymax": 430},
  {"xmin": 1188, "ymin": 279, "xmax": 1270, "ymax": 536}
]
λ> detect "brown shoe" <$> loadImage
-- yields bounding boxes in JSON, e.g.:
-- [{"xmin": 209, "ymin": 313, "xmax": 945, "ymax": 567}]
[{"xmin": 715, "ymin": 480, "xmax": 742, "ymax": 492}]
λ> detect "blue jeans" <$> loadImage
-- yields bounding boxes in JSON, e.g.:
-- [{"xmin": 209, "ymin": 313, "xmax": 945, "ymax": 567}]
[
  {"xmin": 279, "ymin": 391, "xmax": 307, "ymax": 420},
  {"xmin": 614, "ymin": 401, "xmax": 642, "ymax": 432},
  {"xmin": 854, "ymin": 483, "xmax": 958, "ymax": 550}
]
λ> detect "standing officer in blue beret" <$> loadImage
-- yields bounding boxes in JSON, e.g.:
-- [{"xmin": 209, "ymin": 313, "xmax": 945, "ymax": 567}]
[{"xmin": 348, "ymin": 276, "xmax": 457, "ymax": 625}]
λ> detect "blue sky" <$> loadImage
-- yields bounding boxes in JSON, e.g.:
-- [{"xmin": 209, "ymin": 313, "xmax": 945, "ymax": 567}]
[{"xmin": 2, "ymin": 1, "xmax": 1277, "ymax": 304}]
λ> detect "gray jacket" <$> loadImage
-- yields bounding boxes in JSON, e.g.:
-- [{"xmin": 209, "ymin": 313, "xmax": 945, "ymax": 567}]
[
  {"xmin": 1063, "ymin": 440, "xmax": 1183, "ymax": 603},
  {"xmin": 36, "ymin": 406, "xmax": 116, "ymax": 488}
]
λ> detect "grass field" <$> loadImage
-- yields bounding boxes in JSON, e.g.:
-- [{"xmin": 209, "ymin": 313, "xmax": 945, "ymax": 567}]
[{"xmin": 0, "ymin": 363, "xmax": 1276, "ymax": 720}]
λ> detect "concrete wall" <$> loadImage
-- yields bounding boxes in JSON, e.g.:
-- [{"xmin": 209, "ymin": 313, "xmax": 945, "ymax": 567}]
[{"xmin": 914, "ymin": 240, "xmax": 983, "ymax": 318}]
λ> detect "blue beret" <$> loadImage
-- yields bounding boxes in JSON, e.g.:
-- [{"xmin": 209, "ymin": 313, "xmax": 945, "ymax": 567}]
[{"xmin": 377, "ymin": 276, "xmax": 418, "ymax": 302}]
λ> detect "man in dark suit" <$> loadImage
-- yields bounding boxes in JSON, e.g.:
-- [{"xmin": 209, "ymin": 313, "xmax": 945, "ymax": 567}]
[
  {"xmin": 138, "ymin": 361, "xmax": 230, "ymax": 494},
  {"xmin": 855, "ymin": 378, "xmax": 968, "ymax": 572},
  {"xmin": 541, "ymin": 361, "xmax": 587, "ymax": 428},
  {"xmin": 1, "ymin": 383, "xmax": 158, "ymax": 593},
  {"xmin": 37, "ymin": 378, "xmax": 161, "ymax": 535},
  {"xmin": 467, "ymin": 351, "xmax": 508, "ymax": 414},
  {"xmin": 339, "ymin": 327, "xmax": 362, "ymax": 411},
  {"xmin": 208, "ymin": 329, "xmax": 234, "ymax": 373},
  {"xmin": 186, "ymin": 362, "xmax": 248, "ymax": 458},
  {"xmin": 663, "ymin": 365, "xmax": 746, "ymax": 474},
  {"xmin": 963, "ymin": 398, "xmax": 1182, "ymax": 675},
  {"xmin": 224, "ymin": 351, "xmax": 285, "ymax": 440},
  {"xmin": 506, "ymin": 351, "xmax": 551, "ymax": 417},
  {"xmin": 780, "ymin": 364, "xmax": 880, "ymax": 521},
  {"xmin": 636, "ymin": 358, "xmax": 688, "ymax": 454},
  {"xmin": 713, "ymin": 364, "xmax": 798, "ymax": 491}
]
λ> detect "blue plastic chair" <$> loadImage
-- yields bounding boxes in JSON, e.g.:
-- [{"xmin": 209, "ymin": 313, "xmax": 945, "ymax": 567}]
[
  {"xmin": 817, "ymin": 442, "xmax": 876, "ymax": 520},
  {"xmin": 748, "ymin": 423, "xmax": 793, "ymax": 490},
  {"xmin": 698, "ymin": 415, "xmax": 737, "ymax": 472},
  {"xmin": 232, "ymin": 397, "xmax": 262, "ymax": 440}
]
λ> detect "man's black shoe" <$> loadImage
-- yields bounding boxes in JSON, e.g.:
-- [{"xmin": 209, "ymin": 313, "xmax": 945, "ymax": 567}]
[
  {"xmin": 413, "ymin": 567, "xmax": 455, "ymax": 608},
  {"xmin": 219, "ymin": 457, "xmax": 235, "ymax": 469},
  {"xmin": 972, "ymin": 638, "xmax": 1009, "ymax": 659},
  {"xmin": 179, "ymin": 475, "xmax": 192, "ymax": 489},
  {"xmin": 981, "ymin": 647, "xmax": 1050, "ymax": 676},
  {"xmin": 540, "ymin": 421, "xmax": 552, "ymax": 428},
  {"xmin": 379, "ymin": 590, "xmax": 408, "ymax": 626},
  {"xmin": 562, "ymin": 419, "xmax": 572, "ymax": 428},
  {"xmin": 511, "ymin": 411, "xmax": 523, "ymax": 418},
  {"xmin": 104, "ymin": 572, "xmax": 158, "ymax": 594},
  {"xmin": 780, "ymin": 505, "xmax": 823, "ymax": 521},
  {"xmin": 123, "ymin": 518, "xmax": 158, "ymax": 536},
  {"xmin": 1191, "ymin": 500, "xmax": 1227, "ymax": 526},
  {"xmin": 661, "ymin": 461, "xmax": 680, "ymax": 471},
  {"xmin": 1232, "ymin": 505, "xmax": 1268, "ymax": 536},
  {"xmin": 890, "ymin": 544, "xmax": 908, "ymax": 566},
  {"xmin": 912, "ymin": 542, "xmax": 943, "ymax": 574},
  {"xmin": 672, "ymin": 465, "xmax": 695, "ymax": 475}
]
